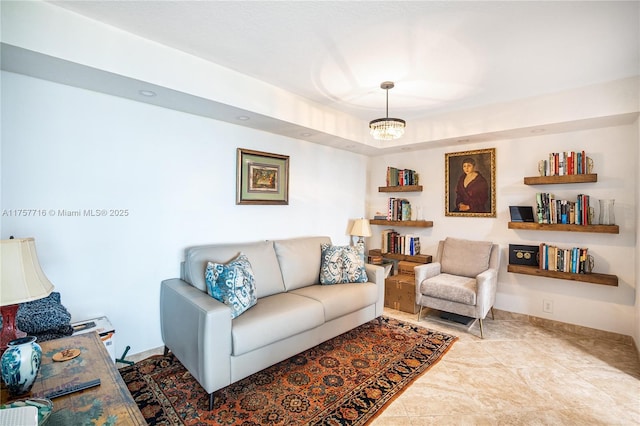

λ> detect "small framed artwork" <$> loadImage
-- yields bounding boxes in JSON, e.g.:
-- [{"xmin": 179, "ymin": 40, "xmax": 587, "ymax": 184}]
[
  {"xmin": 445, "ymin": 148, "xmax": 496, "ymax": 217},
  {"xmin": 236, "ymin": 148, "xmax": 289, "ymax": 205}
]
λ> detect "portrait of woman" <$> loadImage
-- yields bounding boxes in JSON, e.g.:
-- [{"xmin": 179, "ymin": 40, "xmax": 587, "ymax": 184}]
[
  {"xmin": 455, "ymin": 157, "xmax": 489, "ymax": 212},
  {"xmin": 445, "ymin": 148, "xmax": 496, "ymax": 217}
]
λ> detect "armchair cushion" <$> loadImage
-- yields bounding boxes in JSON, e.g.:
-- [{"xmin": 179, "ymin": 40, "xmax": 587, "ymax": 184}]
[
  {"xmin": 420, "ymin": 274, "xmax": 477, "ymax": 305},
  {"xmin": 440, "ymin": 237, "xmax": 493, "ymax": 277}
]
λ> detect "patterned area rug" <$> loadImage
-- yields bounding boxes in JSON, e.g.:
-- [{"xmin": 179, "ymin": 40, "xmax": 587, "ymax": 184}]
[{"xmin": 119, "ymin": 317, "xmax": 457, "ymax": 425}]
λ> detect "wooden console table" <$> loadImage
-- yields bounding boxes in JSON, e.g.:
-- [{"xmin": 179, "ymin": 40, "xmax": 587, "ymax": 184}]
[{"xmin": 1, "ymin": 332, "xmax": 145, "ymax": 425}]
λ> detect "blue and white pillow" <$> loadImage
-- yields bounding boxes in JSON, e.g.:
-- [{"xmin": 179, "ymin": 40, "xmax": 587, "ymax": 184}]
[
  {"xmin": 320, "ymin": 243, "xmax": 368, "ymax": 285},
  {"xmin": 205, "ymin": 253, "xmax": 257, "ymax": 318}
]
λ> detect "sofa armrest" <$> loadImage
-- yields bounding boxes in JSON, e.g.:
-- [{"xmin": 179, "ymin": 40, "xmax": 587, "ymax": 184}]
[
  {"xmin": 160, "ymin": 278, "xmax": 232, "ymax": 394},
  {"xmin": 365, "ymin": 264, "xmax": 385, "ymax": 317}
]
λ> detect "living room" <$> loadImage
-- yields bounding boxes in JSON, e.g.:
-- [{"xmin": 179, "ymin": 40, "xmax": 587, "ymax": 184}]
[{"xmin": 1, "ymin": 0, "xmax": 638, "ymax": 378}]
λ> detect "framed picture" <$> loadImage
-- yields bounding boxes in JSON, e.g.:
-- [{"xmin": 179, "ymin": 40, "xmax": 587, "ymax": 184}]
[
  {"xmin": 445, "ymin": 148, "xmax": 496, "ymax": 217},
  {"xmin": 236, "ymin": 148, "xmax": 289, "ymax": 205}
]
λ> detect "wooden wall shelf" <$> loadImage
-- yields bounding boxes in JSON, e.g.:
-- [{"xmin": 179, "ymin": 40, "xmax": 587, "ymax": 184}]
[
  {"xmin": 370, "ymin": 219, "xmax": 433, "ymax": 228},
  {"xmin": 523, "ymin": 174, "xmax": 597, "ymax": 185},
  {"xmin": 381, "ymin": 253, "xmax": 432, "ymax": 264},
  {"xmin": 378, "ymin": 185, "xmax": 423, "ymax": 192},
  {"xmin": 507, "ymin": 264, "xmax": 618, "ymax": 286},
  {"xmin": 508, "ymin": 222, "xmax": 619, "ymax": 234}
]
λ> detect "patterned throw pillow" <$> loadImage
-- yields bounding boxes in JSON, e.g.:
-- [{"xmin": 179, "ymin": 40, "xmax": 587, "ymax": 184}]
[
  {"xmin": 319, "ymin": 243, "xmax": 368, "ymax": 285},
  {"xmin": 205, "ymin": 253, "xmax": 257, "ymax": 319}
]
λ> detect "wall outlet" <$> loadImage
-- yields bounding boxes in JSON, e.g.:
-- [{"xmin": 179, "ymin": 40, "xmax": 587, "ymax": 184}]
[{"xmin": 543, "ymin": 299, "xmax": 554, "ymax": 314}]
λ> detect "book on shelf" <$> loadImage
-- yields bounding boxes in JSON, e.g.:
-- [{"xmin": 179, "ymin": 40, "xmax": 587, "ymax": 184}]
[
  {"xmin": 535, "ymin": 192, "xmax": 591, "ymax": 225},
  {"xmin": 380, "ymin": 229, "xmax": 421, "ymax": 256},
  {"xmin": 539, "ymin": 151, "xmax": 590, "ymax": 176},
  {"xmin": 386, "ymin": 167, "xmax": 419, "ymax": 187},
  {"xmin": 387, "ymin": 198, "xmax": 412, "ymax": 221},
  {"xmin": 539, "ymin": 243, "xmax": 588, "ymax": 274}
]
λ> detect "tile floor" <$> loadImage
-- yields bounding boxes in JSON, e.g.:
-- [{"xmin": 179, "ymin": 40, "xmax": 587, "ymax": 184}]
[
  {"xmin": 128, "ymin": 307, "xmax": 640, "ymax": 425},
  {"xmin": 373, "ymin": 308, "xmax": 640, "ymax": 426}
]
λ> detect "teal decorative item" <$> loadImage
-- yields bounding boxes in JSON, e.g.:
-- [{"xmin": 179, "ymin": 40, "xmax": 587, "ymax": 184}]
[{"xmin": 1, "ymin": 336, "xmax": 42, "ymax": 396}]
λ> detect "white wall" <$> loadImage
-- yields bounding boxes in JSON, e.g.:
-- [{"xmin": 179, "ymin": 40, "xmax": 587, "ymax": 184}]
[
  {"xmin": 1, "ymin": 72, "xmax": 368, "ymax": 355},
  {"xmin": 368, "ymin": 124, "xmax": 637, "ymax": 336},
  {"xmin": 635, "ymin": 120, "xmax": 640, "ymax": 350}
]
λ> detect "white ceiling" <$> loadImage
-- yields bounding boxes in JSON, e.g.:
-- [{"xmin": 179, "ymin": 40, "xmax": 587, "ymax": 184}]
[{"xmin": 47, "ymin": 0, "xmax": 639, "ymax": 123}]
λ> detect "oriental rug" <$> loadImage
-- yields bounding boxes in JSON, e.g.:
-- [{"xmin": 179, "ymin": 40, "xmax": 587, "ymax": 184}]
[{"xmin": 119, "ymin": 317, "xmax": 457, "ymax": 425}]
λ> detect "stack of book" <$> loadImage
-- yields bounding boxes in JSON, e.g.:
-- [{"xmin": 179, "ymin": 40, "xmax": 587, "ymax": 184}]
[
  {"xmin": 539, "ymin": 151, "xmax": 590, "ymax": 176},
  {"xmin": 539, "ymin": 243, "xmax": 589, "ymax": 273},
  {"xmin": 536, "ymin": 193, "xmax": 591, "ymax": 225},
  {"xmin": 387, "ymin": 198, "xmax": 412, "ymax": 221},
  {"xmin": 386, "ymin": 167, "xmax": 419, "ymax": 186},
  {"xmin": 381, "ymin": 229, "xmax": 421, "ymax": 256}
]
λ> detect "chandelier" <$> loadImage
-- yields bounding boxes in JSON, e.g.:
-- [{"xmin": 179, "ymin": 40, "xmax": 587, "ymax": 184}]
[{"xmin": 369, "ymin": 81, "xmax": 405, "ymax": 140}]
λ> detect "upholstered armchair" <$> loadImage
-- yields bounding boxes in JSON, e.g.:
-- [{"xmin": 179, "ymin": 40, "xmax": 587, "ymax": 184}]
[{"xmin": 415, "ymin": 237, "xmax": 500, "ymax": 338}]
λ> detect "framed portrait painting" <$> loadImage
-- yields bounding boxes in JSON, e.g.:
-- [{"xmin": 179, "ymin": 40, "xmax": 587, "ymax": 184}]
[
  {"xmin": 236, "ymin": 148, "xmax": 289, "ymax": 205},
  {"xmin": 445, "ymin": 148, "xmax": 496, "ymax": 217}
]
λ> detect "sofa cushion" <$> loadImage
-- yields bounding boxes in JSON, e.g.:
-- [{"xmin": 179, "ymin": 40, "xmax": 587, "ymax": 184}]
[
  {"xmin": 205, "ymin": 253, "xmax": 257, "ymax": 319},
  {"xmin": 440, "ymin": 237, "xmax": 493, "ymax": 278},
  {"xmin": 273, "ymin": 236, "xmax": 331, "ymax": 291},
  {"xmin": 319, "ymin": 244, "xmax": 368, "ymax": 285},
  {"xmin": 420, "ymin": 273, "xmax": 477, "ymax": 305},
  {"xmin": 291, "ymin": 282, "xmax": 378, "ymax": 321},
  {"xmin": 183, "ymin": 240, "xmax": 285, "ymax": 298},
  {"xmin": 231, "ymin": 293, "xmax": 324, "ymax": 356}
]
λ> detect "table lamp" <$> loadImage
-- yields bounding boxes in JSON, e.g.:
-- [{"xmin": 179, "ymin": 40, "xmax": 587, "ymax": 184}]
[
  {"xmin": 349, "ymin": 218, "xmax": 372, "ymax": 246},
  {"xmin": 1, "ymin": 238, "xmax": 55, "ymax": 352}
]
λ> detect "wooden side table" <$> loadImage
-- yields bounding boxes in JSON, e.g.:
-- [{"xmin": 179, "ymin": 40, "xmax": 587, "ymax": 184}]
[{"xmin": 1, "ymin": 332, "xmax": 145, "ymax": 425}]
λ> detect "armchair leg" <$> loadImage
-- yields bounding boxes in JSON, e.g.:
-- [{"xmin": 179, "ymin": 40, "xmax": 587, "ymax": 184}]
[
  {"xmin": 417, "ymin": 306, "xmax": 423, "ymax": 322},
  {"xmin": 490, "ymin": 307, "xmax": 495, "ymax": 320},
  {"xmin": 209, "ymin": 392, "xmax": 215, "ymax": 410},
  {"xmin": 478, "ymin": 318, "xmax": 484, "ymax": 339}
]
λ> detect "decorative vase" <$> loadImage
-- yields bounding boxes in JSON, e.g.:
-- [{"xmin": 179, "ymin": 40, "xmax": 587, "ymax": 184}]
[
  {"xmin": 0, "ymin": 336, "xmax": 42, "ymax": 396},
  {"xmin": 598, "ymin": 199, "xmax": 615, "ymax": 225}
]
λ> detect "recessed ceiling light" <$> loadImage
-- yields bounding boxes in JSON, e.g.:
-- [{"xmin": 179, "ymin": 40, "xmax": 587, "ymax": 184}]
[
  {"xmin": 236, "ymin": 116, "xmax": 250, "ymax": 121},
  {"xmin": 138, "ymin": 90, "xmax": 156, "ymax": 97},
  {"xmin": 300, "ymin": 132, "xmax": 312, "ymax": 137}
]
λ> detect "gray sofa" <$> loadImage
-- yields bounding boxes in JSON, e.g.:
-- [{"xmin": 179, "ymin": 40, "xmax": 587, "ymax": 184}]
[{"xmin": 160, "ymin": 236, "xmax": 385, "ymax": 409}]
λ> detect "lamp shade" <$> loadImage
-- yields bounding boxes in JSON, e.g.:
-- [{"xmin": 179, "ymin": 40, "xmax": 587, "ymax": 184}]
[
  {"xmin": 1, "ymin": 238, "xmax": 54, "ymax": 306},
  {"xmin": 349, "ymin": 219, "xmax": 372, "ymax": 238}
]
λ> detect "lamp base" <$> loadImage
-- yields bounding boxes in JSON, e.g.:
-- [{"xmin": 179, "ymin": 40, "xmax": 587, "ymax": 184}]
[{"xmin": 0, "ymin": 304, "xmax": 26, "ymax": 353}]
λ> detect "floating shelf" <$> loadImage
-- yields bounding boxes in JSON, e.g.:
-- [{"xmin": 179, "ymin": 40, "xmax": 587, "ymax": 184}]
[
  {"xmin": 507, "ymin": 264, "xmax": 618, "ymax": 286},
  {"xmin": 381, "ymin": 253, "xmax": 432, "ymax": 264},
  {"xmin": 523, "ymin": 174, "xmax": 597, "ymax": 185},
  {"xmin": 378, "ymin": 185, "xmax": 423, "ymax": 192},
  {"xmin": 370, "ymin": 219, "xmax": 433, "ymax": 228},
  {"xmin": 508, "ymin": 222, "xmax": 619, "ymax": 234}
]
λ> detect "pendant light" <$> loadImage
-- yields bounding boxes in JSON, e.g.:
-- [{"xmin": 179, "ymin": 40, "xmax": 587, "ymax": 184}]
[{"xmin": 369, "ymin": 81, "xmax": 406, "ymax": 140}]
